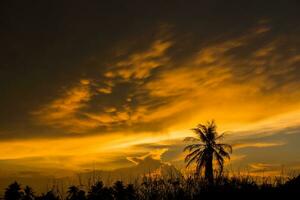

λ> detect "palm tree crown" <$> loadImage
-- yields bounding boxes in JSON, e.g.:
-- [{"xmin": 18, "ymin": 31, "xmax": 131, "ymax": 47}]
[{"xmin": 183, "ymin": 120, "xmax": 232, "ymax": 184}]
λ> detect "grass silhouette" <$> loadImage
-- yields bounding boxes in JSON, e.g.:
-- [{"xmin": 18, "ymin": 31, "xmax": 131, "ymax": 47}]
[{"xmin": 3, "ymin": 174, "xmax": 300, "ymax": 200}]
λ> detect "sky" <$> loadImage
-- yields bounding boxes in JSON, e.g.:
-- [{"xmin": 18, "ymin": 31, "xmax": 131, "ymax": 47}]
[{"xmin": 1, "ymin": 0, "xmax": 300, "ymax": 186}]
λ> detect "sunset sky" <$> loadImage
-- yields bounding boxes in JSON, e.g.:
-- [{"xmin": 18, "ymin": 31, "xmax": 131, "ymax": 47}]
[{"xmin": 1, "ymin": 0, "xmax": 300, "ymax": 185}]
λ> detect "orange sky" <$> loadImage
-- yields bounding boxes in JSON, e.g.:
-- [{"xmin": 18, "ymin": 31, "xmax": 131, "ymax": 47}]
[{"xmin": 1, "ymin": 25, "xmax": 300, "ymax": 177}]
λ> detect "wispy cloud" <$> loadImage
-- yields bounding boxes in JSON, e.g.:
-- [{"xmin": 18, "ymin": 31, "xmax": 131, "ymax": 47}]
[
  {"xmin": 138, "ymin": 24, "xmax": 300, "ymax": 134},
  {"xmin": 233, "ymin": 142, "xmax": 286, "ymax": 149},
  {"xmin": 32, "ymin": 79, "xmax": 98, "ymax": 132},
  {"xmin": 105, "ymin": 40, "xmax": 172, "ymax": 80},
  {"xmin": 31, "ymin": 23, "xmax": 300, "ymax": 136},
  {"xmin": 127, "ymin": 148, "xmax": 168, "ymax": 165}
]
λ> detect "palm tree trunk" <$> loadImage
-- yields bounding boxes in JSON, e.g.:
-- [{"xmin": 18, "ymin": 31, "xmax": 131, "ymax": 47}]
[{"xmin": 205, "ymin": 152, "xmax": 213, "ymax": 185}]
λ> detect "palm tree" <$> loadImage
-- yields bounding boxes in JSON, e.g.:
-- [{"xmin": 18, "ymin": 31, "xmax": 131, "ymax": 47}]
[{"xmin": 183, "ymin": 120, "xmax": 232, "ymax": 184}]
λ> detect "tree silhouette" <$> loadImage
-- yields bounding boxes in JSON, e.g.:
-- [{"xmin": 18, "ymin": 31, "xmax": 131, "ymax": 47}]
[
  {"xmin": 125, "ymin": 184, "xmax": 136, "ymax": 200},
  {"xmin": 4, "ymin": 182, "xmax": 24, "ymax": 200},
  {"xmin": 37, "ymin": 190, "xmax": 60, "ymax": 200},
  {"xmin": 67, "ymin": 186, "xmax": 86, "ymax": 200},
  {"xmin": 87, "ymin": 181, "xmax": 103, "ymax": 200},
  {"xmin": 77, "ymin": 191, "xmax": 86, "ymax": 200},
  {"xmin": 113, "ymin": 181, "xmax": 125, "ymax": 199},
  {"xmin": 183, "ymin": 120, "xmax": 232, "ymax": 184},
  {"xmin": 23, "ymin": 186, "xmax": 35, "ymax": 200},
  {"xmin": 87, "ymin": 181, "xmax": 113, "ymax": 200}
]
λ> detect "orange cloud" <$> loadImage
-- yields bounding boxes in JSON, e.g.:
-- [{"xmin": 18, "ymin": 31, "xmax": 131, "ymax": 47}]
[
  {"xmin": 139, "ymin": 28, "xmax": 300, "ymax": 134},
  {"xmin": 105, "ymin": 40, "xmax": 172, "ymax": 80},
  {"xmin": 32, "ymin": 79, "xmax": 98, "ymax": 132},
  {"xmin": 233, "ymin": 142, "xmax": 286, "ymax": 149}
]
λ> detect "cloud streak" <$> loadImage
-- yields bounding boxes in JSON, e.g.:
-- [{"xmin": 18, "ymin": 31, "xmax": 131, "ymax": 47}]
[{"xmin": 32, "ymin": 79, "xmax": 99, "ymax": 132}]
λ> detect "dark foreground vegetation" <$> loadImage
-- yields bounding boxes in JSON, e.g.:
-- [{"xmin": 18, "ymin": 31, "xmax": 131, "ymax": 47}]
[{"xmin": 3, "ymin": 175, "xmax": 300, "ymax": 200}]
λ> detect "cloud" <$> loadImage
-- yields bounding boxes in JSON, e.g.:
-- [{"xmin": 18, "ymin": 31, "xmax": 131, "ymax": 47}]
[
  {"xmin": 127, "ymin": 148, "xmax": 168, "ymax": 165},
  {"xmin": 32, "ymin": 79, "xmax": 99, "ymax": 132},
  {"xmin": 245, "ymin": 163, "xmax": 286, "ymax": 176},
  {"xmin": 249, "ymin": 163, "xmax": 276, "ymax": 171},
  {"xmin": 105, "ymin": 40, "xmax": 172, "ymax": 80},
  {"xmin": 97, "ymin": 87, "xmax": 112, "ymax": 94},
  {"xmin": 16, "ymin": 21, "xmax": 300, "ymax": 138},
  {"xmin": 0, "ymin": 131, "xmax": 181, "ymax": 173},
  {"xmin": 29, "ymin": 38, "xmax": 174, "ymax": 133},
  {"xmin": 233, "ymin": 142, "xmax": 286, "ymax": 149},
  {"xmin": 136, "ymin": 24, "xmax": 300, "ymax": 134}
]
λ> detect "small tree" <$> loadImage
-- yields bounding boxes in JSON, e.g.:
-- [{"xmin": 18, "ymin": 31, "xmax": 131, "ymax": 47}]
[
  {"xmin": 4, "ymin": 182, "xmax": 24, "ymax": 200},
  {"xmin": 87, "ymin": 181, "xmax": 113, "ymax": 200},
  {"xmin": 67, "ymin": 186, "xmax": 86, "ymax": 200},
  {"xmin": 113, "ymin": 181, "xmax": 126, "ymax": 200},
  {"xmin": 23, "ymin": 186, "xmax": 35, "ymax": 200}
]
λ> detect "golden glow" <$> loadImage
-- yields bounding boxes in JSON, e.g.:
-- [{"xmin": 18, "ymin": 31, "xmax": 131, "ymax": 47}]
[{"xmin": 1, "ymin": 24, "xmax": 300, "ymax": 178}]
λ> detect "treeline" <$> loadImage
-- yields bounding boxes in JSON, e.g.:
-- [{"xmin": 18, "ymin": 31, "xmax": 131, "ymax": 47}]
[{"xmin": 3, "ymin": 175, "xmax": 300, "ymax": 200}]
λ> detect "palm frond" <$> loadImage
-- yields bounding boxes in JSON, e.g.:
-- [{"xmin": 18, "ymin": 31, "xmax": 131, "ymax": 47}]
[
  {"xmin": 195, "ymin": 152, "xmax": 207, "ymax": 174},
  {"xmin": 197, "ymin": 124, "xmax": 208, "ymax": 134},
  {"xmin": 207, "ymin": 120, "xmax": 218, "ymax": 140},
  {"xmin": 218, "ymin": 143, "xmax": 233, "ymax": 154},
  {"xmin": 192, "ymin": 128, "xmax": 207, "ymax": 143},
  {"xmin": 215, "ymin": 132, "xmax": 225, "ymax": 140},
  {"xmin": 184, "ymin": 148, "xmax": 202, "ymax": 163},
  {"xmin": 186, "ymin": 150, "xmax": 203, "ymax": 168},
  {"xmin": 183, "ymin": 143, "xmax": 204, "ymax": 152},
  {"xmin": 214, "ymin": 151, "xmax": 224, "ymax": 174},
  {"xmin": 215, "ymin": 131, "xmax": 231, "ymax": 140},
  {"xmin": 216, "ymin": 146, "xmax": 231, "ymax": 160}
]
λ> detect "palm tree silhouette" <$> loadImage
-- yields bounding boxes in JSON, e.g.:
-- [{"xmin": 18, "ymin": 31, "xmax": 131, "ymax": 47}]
[{"xmin": 183, "ymin": 120, "xmax": 232, "ymax": 184}]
